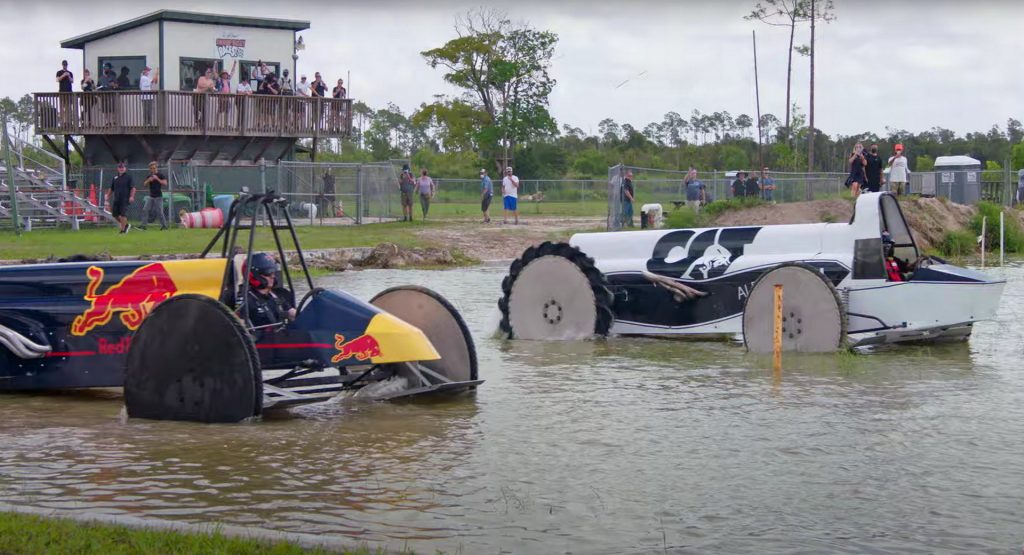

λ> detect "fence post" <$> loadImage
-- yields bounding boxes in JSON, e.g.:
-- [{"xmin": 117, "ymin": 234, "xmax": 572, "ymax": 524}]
[
  {"xmin": 2, "ymin": 117, "xmax": 22, "ymax": 234},
  {"xmin": 356, "ymin": 165, "xmax": 363, "ymax": 225}
]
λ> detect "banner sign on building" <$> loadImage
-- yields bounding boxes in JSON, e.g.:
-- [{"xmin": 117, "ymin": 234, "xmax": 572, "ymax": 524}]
[{"xmin": 216, "ymin": 35, "xmax": 246, "ymax": 59}]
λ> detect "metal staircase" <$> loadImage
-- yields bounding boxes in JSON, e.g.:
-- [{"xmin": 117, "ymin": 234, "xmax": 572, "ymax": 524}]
[{"xmin": 1, "ymin": 132, "xmax": 115, "ymax": 229}]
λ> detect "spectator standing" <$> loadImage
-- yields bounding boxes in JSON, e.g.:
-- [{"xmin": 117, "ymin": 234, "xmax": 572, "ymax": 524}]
[
  {"xmin": 480, "ymin": 168, "xmax": 493, "ymax": 223},
  {"xmin": 98, "ymin": 62, "xmax": 117, "ymax": 126},
  {"xmin": 80, "ymin": 69, "xmax": 96, "ymax": 126},
  {"xmin": 621, "ymin": 170, "xmax": 635, "ymax": 228},
  {"xmin": 417, "ymin": 169, "xmax": 436, "ymax": 219},
  {"xmin": 744, "ymin": 172, "xmax": 760, "ymax": 198},
  {"xmin": 887, "ymin": 144, "xmax": 909, "ymax": 196},
  {"xmin": 760, "ymin": 168, "xmax": 776, "ymax": 202},
  {"xmin": 215, "ymin": 62, "xmax": 236, "ymax": 127},
  {"xmin": 322, "ymin": 170, "xmax": 336, "ymax": 217},
  {"xmin": 864, "ymin": 143, "xmax": 884, "ymax": 193},
  {"xmin": 296, "ymin": 75, "xmax": 310, "ymax": 96},
  {"xmin": 685, "ymin": 169, "xmax": 706, "ymax": 207},
  {"xmin": 502, "ymin": 167, "xmax": 520, "ymax": 224},
  {"xmin": 139, "ymin": 66, "xmax": 158, "ymax": 126},
  {"xmin": 236, "ymin": 80, "xmax": 252, "ymax": 94},
  {"xmin": 56, "ymin": 59, "xmax": 74, "ymax": 92},
  {"xmin": 140, "ymin": 162, "xmax": 168, "ymax": 230},
  {"xmin": 398, "ymin": 164, "xmax": 415, "ymax": 222},
  {"xmin": 731, "ymin": 171, "xmax": 747, "ymax": 198},
  {"xmin": 117, "ymin": 66, "xmax": 132, "ymax": 90},
  {"xmin": 193, "ymin": 68, "xmax": 215, "ymax": 127},
  {"xmin": 333, "ymin": 79, "xmax": 347, "ymax": 99},
  {"xmin": 56, "ymin": 59, "xmax": 74, "ymax": 127},
  {"xmin": 108, "ymin": 162, "xmax": 135, "ymax": 234},
  {"xmin": 846, "ymin": 142, "xmax": 868, "ymax": 198},
  {"xmin": 311, "ymin": 72, "xmax": 328, "ymax": 97},
  {"xmin": 252, "ymin": 60, "xmax": 266, "ymax": 87},
  {"xmin": 280, "ymin": 69, "xmax": 294, "ymax": 95}
]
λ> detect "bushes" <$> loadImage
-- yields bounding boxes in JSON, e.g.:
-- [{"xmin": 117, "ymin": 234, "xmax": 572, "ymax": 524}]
[
  {"xmin": 664, "ymin": 197, "xmax": 764, "ymax": 229},
  {"xmin": 939, "ymin": 229, "xmax": 977, "ymax": 258},
  {"xmin": 969, "ymin": 201, "xmax": 1024, "ymax": 253}
]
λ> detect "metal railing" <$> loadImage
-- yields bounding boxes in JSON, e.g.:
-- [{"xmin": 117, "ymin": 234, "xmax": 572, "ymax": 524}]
[{"xmin": 34, "ymin": 91, "xmax": 353, "ymax": 138}]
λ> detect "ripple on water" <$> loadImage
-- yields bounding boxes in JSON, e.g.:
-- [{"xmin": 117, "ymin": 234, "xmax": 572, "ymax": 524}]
[{"xmin": 1, "ymin": 265, "xmax": 1024, "ymax": 553}]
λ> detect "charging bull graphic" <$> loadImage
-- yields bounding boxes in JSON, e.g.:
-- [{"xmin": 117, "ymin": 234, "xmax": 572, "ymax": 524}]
[
  {"xmin": 331, "ymin": 333, "xmax": 382, "ymax": 363},
  {"xmin": 71, "ymin": 264, "xmax": 179, "ymax": 336},
  {"xmin": 647, "ymin": 227, "xmax": 761, "ymax": 280}
]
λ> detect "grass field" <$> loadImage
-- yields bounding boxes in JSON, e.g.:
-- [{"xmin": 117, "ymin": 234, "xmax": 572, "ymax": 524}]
[
  {"xmin": 0, "ymin": 221, "xmax": 441, "ymax": 261},
  {"xmin": 0, "ymin": 512, "xmax": 388, "ymax": 554}
]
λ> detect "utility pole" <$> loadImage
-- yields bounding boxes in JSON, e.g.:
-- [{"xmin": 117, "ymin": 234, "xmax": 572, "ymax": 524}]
[
  {"xmin": 807, "ymin": 0, "xmax": 816, "ymax": 174},
  {"xmin": 753, "ymin": 30, "xmax": 764, "ymax": 179}
]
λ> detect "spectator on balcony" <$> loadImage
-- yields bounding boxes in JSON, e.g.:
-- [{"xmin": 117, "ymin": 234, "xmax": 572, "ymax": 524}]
[
  {"xmin": 140, "ymin": 162, "xmax": 168, "ymax": 231},
  {"xmin": 331, "ymin": 79, "xmax": 347, "ymax": 129},
  {"xmin": 117, "ymin": 66, "xmax": 132, "ymax": 90},
  {"xmin": 215, "ymin": 62, "xmax": 237, "ymax": 128},
  {"xmin": 97, "ymin": 63, "xmax": 118, "ymax": 126},
  {"xmin": 236, "ymin": 79, "xmax": 252, "ymax": 95},
  {"xmin": 417, "ymin": 169, "xmax": 436, "ymax": 219},
  {"xmin": 139, "ymin": 66, "xmax": 158, "ymax": 126},
  {"xmin": 252, "ymin": 60, "xmax": 266, "ymax": 86},
  {"xmin": 280, "ymin": 69, "xmax": 294, "ymax": 95},
  {"xmin": 296, "ymin": 75, "xmax": 310, "ymax": 96},
  {"xmin": 311, "ymin": 72, "xmax": 328, "ymax": 97},
  {"xmin": 192, "ymin": 67, "xmax": 215, "ymax": 127},
  {"xmin": 56, "ymin": 60, "xmax": 74, "ymax": 92},
  {"xmin": 56, "ymin": 59, "xmax": 75, "ymax": 127},
  {"xmin": 80, "ymin": 69, "xmax": 96, "ymax": 126}
]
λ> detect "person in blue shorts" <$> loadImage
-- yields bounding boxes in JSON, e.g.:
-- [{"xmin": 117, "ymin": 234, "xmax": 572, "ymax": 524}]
[{"xmin": 502, "ymin": 167, "xmax": 519, "ymax": 225}]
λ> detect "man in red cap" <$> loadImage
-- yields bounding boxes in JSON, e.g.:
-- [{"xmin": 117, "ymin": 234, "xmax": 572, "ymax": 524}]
[{"xmin": 887, "ymin": 144, "xmax": 909, "ymax": 196}]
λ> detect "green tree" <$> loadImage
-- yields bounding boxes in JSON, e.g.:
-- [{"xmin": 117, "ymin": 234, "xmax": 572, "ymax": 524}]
[
  {"xmin": 421, "ymin": 8, "xmax": 558, "ymax": 173},
  {"xmin": 1011, "ymin": 142, "xmax": 1024, "ymax": 171},
  {"xmin": 915, "ymin": 155, "xmax": 935, "ymax": 171}
]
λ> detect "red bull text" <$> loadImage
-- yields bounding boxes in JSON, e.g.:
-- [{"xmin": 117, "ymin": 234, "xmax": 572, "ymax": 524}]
[
  {"xmin": 331, "ymin": 334, "xmax": 382, "ymax": 363},
  {"xmin": 71, "ymin": 264, "xmax": 179, "ymax": 336}
]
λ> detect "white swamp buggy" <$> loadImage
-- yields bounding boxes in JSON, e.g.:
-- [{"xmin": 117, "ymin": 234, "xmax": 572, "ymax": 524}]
[{"xmin": 498, "ymin": 192, "xmax": 1005, "ymax": 351}]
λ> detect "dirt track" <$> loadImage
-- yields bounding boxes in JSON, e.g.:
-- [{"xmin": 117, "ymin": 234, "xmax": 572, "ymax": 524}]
[{"xmin": 414, "ymin": 216, "xmax": 605, "ymax": 262}]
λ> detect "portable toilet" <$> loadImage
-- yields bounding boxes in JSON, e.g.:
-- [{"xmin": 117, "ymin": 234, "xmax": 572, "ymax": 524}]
[{"xmin": 933, "ymin": 155, "xmax": 981, "ymax": 204}]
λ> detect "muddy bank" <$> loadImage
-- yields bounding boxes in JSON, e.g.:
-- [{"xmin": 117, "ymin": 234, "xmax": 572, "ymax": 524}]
[
  {"xmin": 11, "ymin": 243, "xmax": 461, "ymax": 271},
  {"xmin": 711, "ymin": 197, "xmax": 1020, "ymax": 251}
]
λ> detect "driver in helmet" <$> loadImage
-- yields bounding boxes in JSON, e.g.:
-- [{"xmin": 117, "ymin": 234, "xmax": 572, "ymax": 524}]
[
  {"xmin": 244, "ymin": 253, "xmax": 296, "ymax": 328},
  {"xmin": 882, "ymin": 232, "xmax": 911, "ymax": 281}
]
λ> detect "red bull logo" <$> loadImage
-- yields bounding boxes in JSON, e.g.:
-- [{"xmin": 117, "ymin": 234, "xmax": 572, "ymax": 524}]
[
  {"xmin": 70, "ymin": 264, "xmax": 179, "ymax": 336},
  {"xmin": 331, "ymin": 333, "xmax": 381, "ymax": 363}
]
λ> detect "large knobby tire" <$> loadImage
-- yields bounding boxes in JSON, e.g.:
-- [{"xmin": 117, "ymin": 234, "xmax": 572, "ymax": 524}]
[
  {"xmin": 124, "ymin": 294, "xmax": 262, "ymax": 423},
  {"xmin": 498, "ymin": 241, "xmax": 614, "ymax": 340},
  {"xmin": 370, "ymin": 285, "xmax": 478, "ymax": 383},
  {"xmin": 742, "ymin": 263, "xmax": 847, "ymax": 353}
]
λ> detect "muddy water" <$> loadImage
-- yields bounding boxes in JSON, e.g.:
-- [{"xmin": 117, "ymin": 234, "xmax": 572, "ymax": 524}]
[{"xmin": 2, "ymin": 264, "xmax": 1024, "ymax": 554}]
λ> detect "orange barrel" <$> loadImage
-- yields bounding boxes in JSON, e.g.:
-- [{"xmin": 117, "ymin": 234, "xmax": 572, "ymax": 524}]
[{"xmin": 180, "ymin": 207, "xmax": 224, "ymax": 228}]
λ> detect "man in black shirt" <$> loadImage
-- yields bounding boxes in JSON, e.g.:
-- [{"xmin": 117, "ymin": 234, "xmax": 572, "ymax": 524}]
[
  {"xmin": 731, "ymin": 171, "xmax": 747, "ymax": 198},
  {"xmin": 140, "ymin": 161, "xmax": 168, "ymax": 230},
  {"xmin": 864, "ymin": 143, "xmax": 884, "ymax": 193},
  {"xmin": 244, "ymin": 253, "xmax": 296, "ymax": 329},
  {"xmin": 109, "ymin": 162, "xmax": 135, "ymax": 233},
  {"xmin": 620, "ymin": 170, "xmax": 635, "ymax": 228},
  {"xmin": 56, "ymin": 60, "xmax": 73, "ymax": 92},
  {"xmin": 744, "ymin": 172, "xmax": 761, "ymax": 198}
]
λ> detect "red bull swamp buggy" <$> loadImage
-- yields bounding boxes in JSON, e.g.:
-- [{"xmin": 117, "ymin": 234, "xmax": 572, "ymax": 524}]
[{"xmin": 0, "ymin": 193, "xmax": 482, "ymax": 422}]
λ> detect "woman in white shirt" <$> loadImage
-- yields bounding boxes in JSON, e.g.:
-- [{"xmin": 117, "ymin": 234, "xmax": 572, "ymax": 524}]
[{"xmin": 887, "ymin": 144, "xmax": 909, "ymax": 196}]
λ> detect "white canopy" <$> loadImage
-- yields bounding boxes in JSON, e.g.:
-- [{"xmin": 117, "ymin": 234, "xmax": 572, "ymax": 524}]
[{"xmin": 934, "ymin": 155, "xmax": 981, "ymax": 168}]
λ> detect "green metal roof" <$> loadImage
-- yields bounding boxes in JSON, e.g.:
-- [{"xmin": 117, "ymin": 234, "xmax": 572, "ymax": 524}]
[{"xmin": 61, "ymin": 10, "xmax": 309, "ymax": 49}]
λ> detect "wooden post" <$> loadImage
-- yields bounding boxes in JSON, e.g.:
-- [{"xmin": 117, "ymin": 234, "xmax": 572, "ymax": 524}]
[
  {"xmin": 773, "ymin": 284, "xmax": 783, "ymax": 373},
  {"xmin": 981, "ymin": 216, "xmax": 986, "ymax": 268}
]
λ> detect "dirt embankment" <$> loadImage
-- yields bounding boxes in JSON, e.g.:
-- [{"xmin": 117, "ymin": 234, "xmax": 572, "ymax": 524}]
[{"xmin": 711, "ymin": 197, "xmax": 1015, "ymax": 251}]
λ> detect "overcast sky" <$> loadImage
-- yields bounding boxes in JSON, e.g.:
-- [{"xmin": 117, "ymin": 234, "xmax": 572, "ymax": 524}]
[{"xmin": 3, "ymin": 0, "xmax": 1021, "ymax": 138}]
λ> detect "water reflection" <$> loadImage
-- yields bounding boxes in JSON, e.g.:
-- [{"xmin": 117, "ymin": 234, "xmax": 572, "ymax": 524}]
[{"xmin": 1, "ymin": 264, "xmax": 1023, "ymax": 554}]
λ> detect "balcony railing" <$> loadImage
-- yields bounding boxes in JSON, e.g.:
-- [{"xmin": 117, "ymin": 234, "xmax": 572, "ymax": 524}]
[{"xmin": 34, "ymin": 91, "xmax": 352, "ymax": 138}]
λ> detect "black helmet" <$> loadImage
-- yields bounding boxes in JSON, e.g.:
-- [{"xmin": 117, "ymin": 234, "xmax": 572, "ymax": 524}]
[{"xmin": 246, "ymin": 253, "xmax": 279, "ymax": 289}]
